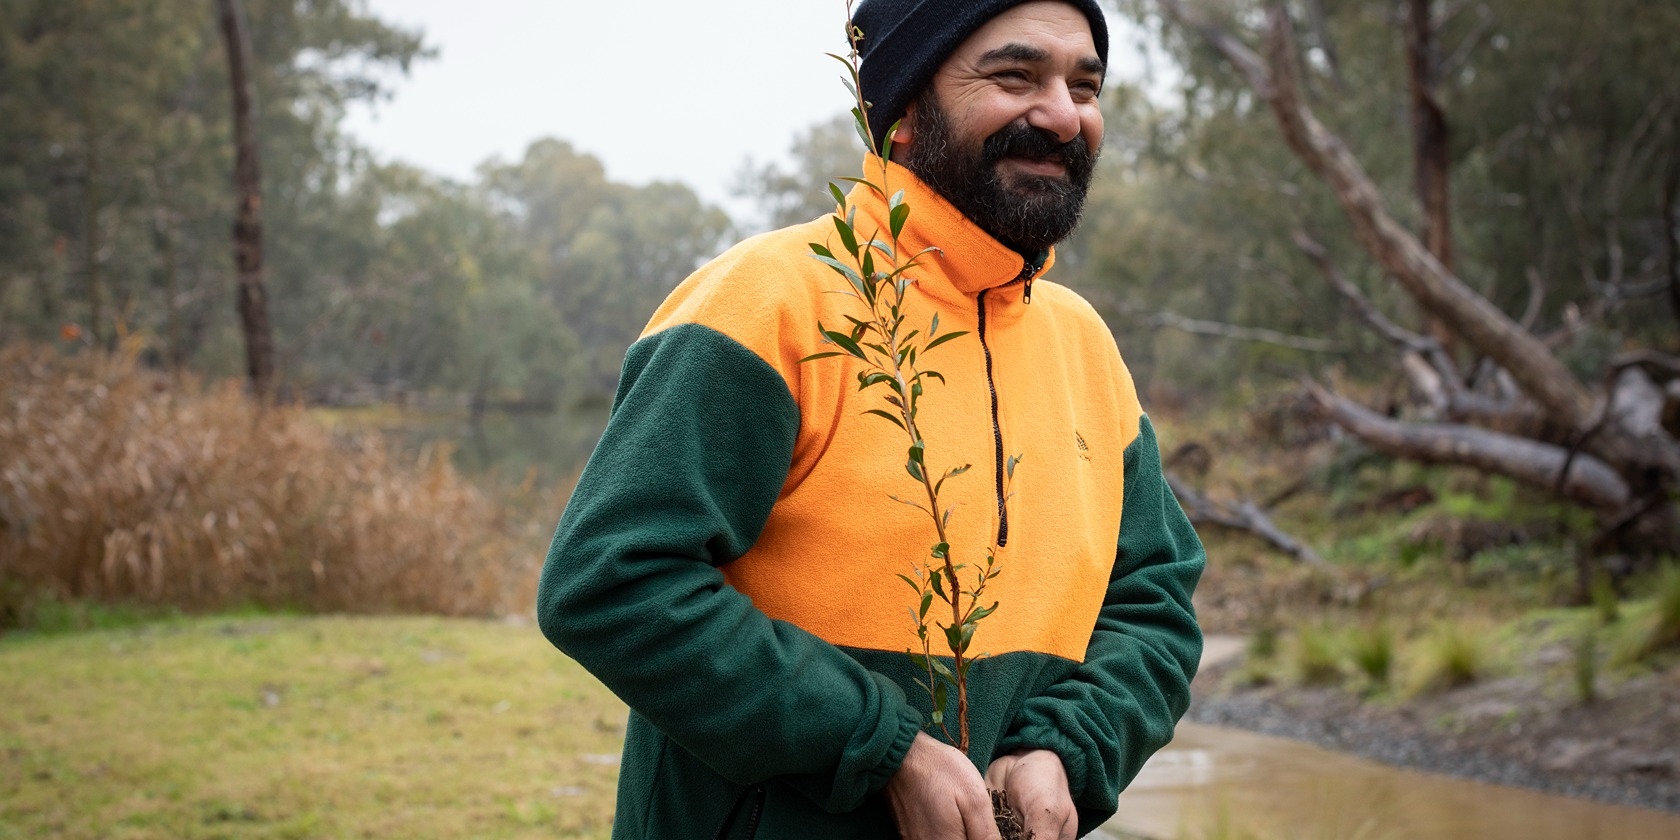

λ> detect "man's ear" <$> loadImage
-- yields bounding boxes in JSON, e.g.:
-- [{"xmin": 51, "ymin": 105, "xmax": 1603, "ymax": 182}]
[{"xmin": 889, "ymin": 103, "xmax": 915, "ymax": 149}]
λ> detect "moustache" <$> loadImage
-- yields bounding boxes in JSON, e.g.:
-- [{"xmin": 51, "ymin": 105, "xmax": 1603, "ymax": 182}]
[{"xmin": 981, "ymin": 122, "xmax": 1095, "ymax": 181}]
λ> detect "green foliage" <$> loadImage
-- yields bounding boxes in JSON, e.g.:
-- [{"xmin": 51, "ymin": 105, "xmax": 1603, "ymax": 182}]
[
  {"xmin": 1349, "ymin": 622, "xmax": 1396, "ymax": 691},
  {"xmin": 1572, "ymin": 630, "xmax": 1599, "ymax": 705},
  {"xmin": 1612, "ymin": 563, "xmax": 1680, "ymax": 666},
  {"xmin": 1591, "ymin": 572, "xmax": 1622, "ymax": 626},
  {"xmin": 1066, "ymin": 0, "xmax": 1680, "ymax": 396},
  {"xmin": 1291, "ymin": 622, "xmax": 1342, "ymax": 687},
  {"xmin": 0, "ymin": 3, "xmax": 732, "ymax": 480},
  {"xmin": 800, "ymin": 9, "xmax": 1001, "ymax": 754},
  {"xmin": 1407, "ymin": 620, "xmax": 1493, "ymax": 695}
]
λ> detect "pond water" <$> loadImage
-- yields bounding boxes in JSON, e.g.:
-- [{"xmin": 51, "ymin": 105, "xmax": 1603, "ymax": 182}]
[{"xmin": 1107, "ymin": 721, "xmax": 1680, "ymax": 840}]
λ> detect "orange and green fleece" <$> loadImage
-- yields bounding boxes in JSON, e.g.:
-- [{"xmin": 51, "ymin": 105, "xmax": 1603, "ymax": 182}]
[{"xmin": 537, "ymin": 157, "xmax": 1204, "ymax": 840}]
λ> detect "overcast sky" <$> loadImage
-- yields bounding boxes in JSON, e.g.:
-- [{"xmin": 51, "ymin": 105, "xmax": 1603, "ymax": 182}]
[{"xmin": 341, "ymin": 1, "xmax": 1152, "ymax": 221}]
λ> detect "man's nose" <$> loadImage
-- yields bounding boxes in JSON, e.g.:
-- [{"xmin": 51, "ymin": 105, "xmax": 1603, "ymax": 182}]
[{"xmin": 1026, "ymin": 81, "xmax": 1082, "ymax": 145}]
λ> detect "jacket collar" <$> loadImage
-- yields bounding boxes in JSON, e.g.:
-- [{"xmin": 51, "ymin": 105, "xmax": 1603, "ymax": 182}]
[{"xmin": 845, "ymin": 155, "xmax": 1057, "ymax": 301}]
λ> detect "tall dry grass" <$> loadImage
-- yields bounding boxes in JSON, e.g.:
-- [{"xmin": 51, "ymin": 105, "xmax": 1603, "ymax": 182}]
[{"xmin": 0, "ymin": 341, "xmax": 555, "ymax": 623}]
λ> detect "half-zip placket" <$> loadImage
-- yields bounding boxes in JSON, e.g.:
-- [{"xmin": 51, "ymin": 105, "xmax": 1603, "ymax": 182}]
[{"xmin": 976, "ymin": 259, "xmax": 1040, "ymax": 547}]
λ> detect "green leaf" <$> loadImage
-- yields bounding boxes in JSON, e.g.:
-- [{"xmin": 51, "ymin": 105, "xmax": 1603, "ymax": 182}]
[
  {"xmin": 821, "ymin": 329, "xmax": 868, "ymax": 360},
  {"xmin": 929, "ymin": 570, "xmax": 947, "ymax": 601},
  {"xmin": 906, "ymin": 456, "xmax": 924, "ymax": 482},
  {"xmin": 930, "ymin": 542, "xmax": 949, "ymax": 559},
  {"xmin": 864, "ymin": 409, "xmax": 907, "ymax": 431},
  {"xmin": 908, "ymin": 441, "xmax": 925, "ymax": 467},
  {"xmin": 810, "ymin": 253, "xmax": 863, "ymax": 287},
  {"xmin": 968, "ymin": 602, "xmax": 998, "ymax": 624},
  {"xmin": 851, "ymin": 106, "xmax": 874, "ymax": 152},
  {"xmin": 1007, "ymin": 454, "xmax": 1023, "ymax": 479},
  {"xmin": 924, "ymin": 330, "xmax": 969, "ymax": 353},
  {"xmin": 810, "ymin": 242, "xmax": 834, "ymax": 259},
  {"xmin": 919, "ymin": 591, "xmax": 933, "ymax": 620},
  {"xmin": 944, "ymin": 623, "xmax": 965, "ymax": 655},
  {"xmin": 929, "ymin": 657, "xmax": 954, "ymax": 680},
  {"xmin": 828, "ymin": 182, "xmax": 847, "ymax": 211},
  {"xmin": 832, "ymin": 215, "xmax": 860, "ymax": 258},
  {"xmin": 897, "ymin": 573, "xmax": 920, "ymax": 593},
  {"xmin": 890, "ymin": 202, "xmax": 911, "ymax": 240},
  {"xmin": 857, "ymin": 371, "xmax": 889, "ymax": 388},
  {"xmin": 883, "ymin": 119, "xmax": 903, "ymax": 162},
  {"xmin": 798, "ymin": 351, "xmax": 846, "ymax": 363},
  {"xmin": 930, "ymin": 312, "xmax": 941, "ymax": 337}
]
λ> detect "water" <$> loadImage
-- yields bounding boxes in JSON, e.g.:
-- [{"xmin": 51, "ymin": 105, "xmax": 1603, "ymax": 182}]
[{"xmin": 1107, "ymin": 685, "xmax": 1680, "ymax": 839}]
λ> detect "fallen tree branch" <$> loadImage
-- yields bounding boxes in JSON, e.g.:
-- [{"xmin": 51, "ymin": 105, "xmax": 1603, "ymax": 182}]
[
  {"xmin": 1157, "ymin": 0, "xmax": 1595, "ymax": 428},
  {"xmin": 1304, "ymin": 380, "xmax": 1630, "ymax": 511},
  {"xmin": 1166, "ymin": 471, "xmax": 1328, "ymax": 568},
  {"xmin": 1121, "ymin": 303, "xmax": 1342, "ymax": 353}
]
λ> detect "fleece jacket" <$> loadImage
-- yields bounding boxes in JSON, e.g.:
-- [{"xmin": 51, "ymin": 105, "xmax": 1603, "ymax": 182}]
[{"xmin": 536, "ymin": 156, "xmax": 1205, "ymax": 839}]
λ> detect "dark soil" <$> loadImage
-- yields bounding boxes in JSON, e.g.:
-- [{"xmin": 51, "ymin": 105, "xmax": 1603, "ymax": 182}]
[
  {"xmin": 991, "ymin": 788, "xmax": 1032, "ymax": 840},
  {"xmin": 1186, "ymin": 654, "xmax": 1680, "ymax": 815}
]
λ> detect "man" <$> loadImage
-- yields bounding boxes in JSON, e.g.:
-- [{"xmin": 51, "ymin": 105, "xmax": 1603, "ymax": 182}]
[{"xmin": 536, "ymin": 2, "xmax": 1204, "ymax": 838}]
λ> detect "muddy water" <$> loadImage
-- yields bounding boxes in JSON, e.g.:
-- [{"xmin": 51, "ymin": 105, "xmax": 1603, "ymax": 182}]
[{"xmin": 1107, "ymin": 718, "xmax": 1680, "ymax": 840}]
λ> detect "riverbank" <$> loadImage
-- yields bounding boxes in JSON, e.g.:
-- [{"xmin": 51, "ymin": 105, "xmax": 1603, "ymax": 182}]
[{"xmin": 1185, "ymin": 646, "xmax": 1680, "ymax": 816}]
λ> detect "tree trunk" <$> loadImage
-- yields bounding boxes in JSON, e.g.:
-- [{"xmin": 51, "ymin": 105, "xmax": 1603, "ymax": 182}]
[
  {"xmin": 218, "ymin": 0, "xmax": 276, "ymax": 399},
  {"xmin": 81, "ymin": 141, "xmax": 103, "ymax": 349},
  {"xmin": 1405, "ymin": 0, "xmax": 1459, "ymax": 360}
]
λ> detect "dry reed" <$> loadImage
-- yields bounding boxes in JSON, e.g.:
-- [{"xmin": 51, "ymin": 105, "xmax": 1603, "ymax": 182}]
[{"xmin": 0, "ymin": 341, "xmax": 550, "ymax": 622}]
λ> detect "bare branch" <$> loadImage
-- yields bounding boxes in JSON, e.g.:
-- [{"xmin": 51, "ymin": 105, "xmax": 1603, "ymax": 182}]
[
  {"xmin": 1120, "ymin": 303, "xmax": 1341, "ymax": 353},
  {"xmin": 1157, "ymin": 0, "xmax": 1599, "ymax": 431},
  {"xmin": 1305, "ymin": 381, "xmax": 1630, "ymax": 511},
  {"xmin": 1165, "ymin": 472, "xmax": 1327, "ymax": 567}
]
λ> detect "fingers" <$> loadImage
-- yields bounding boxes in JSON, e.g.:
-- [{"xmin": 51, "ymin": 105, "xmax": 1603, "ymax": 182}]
[
  {"xmin": 886, "ymin": 733, "xmax": 998, "ymax": 840},
  {"xmin": 988, "ymin": 749, "xmax": 1076, "ymax": 840}
]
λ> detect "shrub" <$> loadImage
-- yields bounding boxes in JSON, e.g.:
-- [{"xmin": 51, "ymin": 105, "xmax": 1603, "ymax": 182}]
[
  {"xmin": 1612, "ymin": 562, "xmax": 1680, "ymax": 665},
  {"xmin": 1349, "ymin": 622, "xmax": 1395, "ymax": 690},
  {"xmin": 0, "ymin": 342, "xmax": 543, "ymax": 626},
  {"xmin": 1572, "ymin": 630, "xmax": 1598, "ymax": 705},
  {"xmin": 1406, "ymin": 620, "xmax": 1491, "ymax": 695},
  {"xmin": 1292, "ymin": 622, "xmax": 1342, "ymax": 686}
]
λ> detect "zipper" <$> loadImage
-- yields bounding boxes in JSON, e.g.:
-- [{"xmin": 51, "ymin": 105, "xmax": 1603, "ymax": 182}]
[
  {"xmin": 713, "ymin": 783, "xmax": 766, "ymax": 839},
  {"xmin": 976, "ymin": 259, "xmax": 1040, "ymax": 547}
]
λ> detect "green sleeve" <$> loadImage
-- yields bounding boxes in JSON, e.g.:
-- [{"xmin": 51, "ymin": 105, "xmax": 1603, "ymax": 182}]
[
  {"xmin": 536, "ymin": 323, "xmax": 922, "ymax": 813},
  {"xmin": 995, "ymin": 414, "xmax": 1204, "ymax": 834}
]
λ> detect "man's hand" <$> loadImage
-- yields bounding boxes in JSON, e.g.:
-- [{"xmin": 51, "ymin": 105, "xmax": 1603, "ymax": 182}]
[
  {"xmin": 985, "ymin": 749, "xmax": 1076, "ymax": 840},
  {"xmin": 886, "ymin": 732, "xmax": 1001, "ymax": 840}
]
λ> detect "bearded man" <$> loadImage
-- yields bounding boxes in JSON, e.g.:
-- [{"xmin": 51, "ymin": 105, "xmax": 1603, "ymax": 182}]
[{"xmin": 536, "ymin": 2, "xmax": 1204, "ymax": 838}]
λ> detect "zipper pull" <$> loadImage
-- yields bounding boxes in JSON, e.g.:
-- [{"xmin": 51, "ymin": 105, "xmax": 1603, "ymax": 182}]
[{"xmin": 1023, "ymin": 276, "xmax": 1034, "ymax": 304}]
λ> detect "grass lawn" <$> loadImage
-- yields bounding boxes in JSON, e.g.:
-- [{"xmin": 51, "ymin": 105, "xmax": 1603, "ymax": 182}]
[{"xmin": 0, "ymin": 614, "xmax": 625, "ymax": 839}]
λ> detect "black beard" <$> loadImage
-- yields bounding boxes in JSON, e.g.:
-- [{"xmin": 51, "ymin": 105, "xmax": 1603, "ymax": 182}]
[{"xmin": 899, "ymin": 92, "xmax": 1099, "ymax": 254}]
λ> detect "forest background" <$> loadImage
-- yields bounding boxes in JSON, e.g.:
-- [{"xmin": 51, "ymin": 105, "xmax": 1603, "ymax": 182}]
[
  {"xmin": 3, "ymin": 0, "xmax": 1679, "ymax": 836},
  {"xmin": 3, "ymin": 0, "xmax": 1677, "ymax": 637}
]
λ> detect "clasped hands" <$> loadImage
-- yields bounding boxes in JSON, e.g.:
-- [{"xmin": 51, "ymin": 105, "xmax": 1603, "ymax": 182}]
[{"xmin": 885, "ymin": 732, "xmax": 1077, "ymax": 840}]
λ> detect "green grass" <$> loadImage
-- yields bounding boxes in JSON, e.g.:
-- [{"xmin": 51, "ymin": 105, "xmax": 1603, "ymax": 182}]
[{"xmin": 0, "ymin": 614, "xmax": 624, "ymax": 839}]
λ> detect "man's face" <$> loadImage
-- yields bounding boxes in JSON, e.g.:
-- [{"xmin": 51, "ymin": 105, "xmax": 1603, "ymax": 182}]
[{"xmin": 897, "ymin": 1, "xmax": 1105, "ymax": 253}]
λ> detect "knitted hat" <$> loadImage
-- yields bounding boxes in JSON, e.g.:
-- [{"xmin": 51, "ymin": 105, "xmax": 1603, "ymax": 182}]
[{"xmin": 850, "ymin": 0, "xmax": 1109, "ymax": 151}]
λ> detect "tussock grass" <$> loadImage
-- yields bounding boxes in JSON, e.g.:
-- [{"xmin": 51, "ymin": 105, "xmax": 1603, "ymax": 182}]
[
  {"xmin": 1291, "ymin": 622, "xmax": 1343, "ymax": 686},
  {"xmin": 1348, "ymin": 622, "xmax": 1395, "ymax": 690},
  {"xmin": 1405, "ymin": 620, "xmax": 1494, "ymax": 696},
  {"xmin": 0, "ymin": 614, "xmax": 622, "ymax": 839},
  {"xmin": 0, "ymin": 342, "xmax": 551, "ymax": 625},
  {"xmin": 1610, "ymin": 562, "xmax": 1680, "ymax": 666}
]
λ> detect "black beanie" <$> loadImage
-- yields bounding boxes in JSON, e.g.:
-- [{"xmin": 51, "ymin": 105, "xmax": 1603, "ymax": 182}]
[{"xmin": 850, "ymin": 0, "xmax": 1109, "ymax": 151}]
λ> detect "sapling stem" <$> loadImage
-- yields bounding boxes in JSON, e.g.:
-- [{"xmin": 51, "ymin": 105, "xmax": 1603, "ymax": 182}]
[{"xmin": 799, "ymin": 1, "xmax": 1012, "ymax": 757}]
